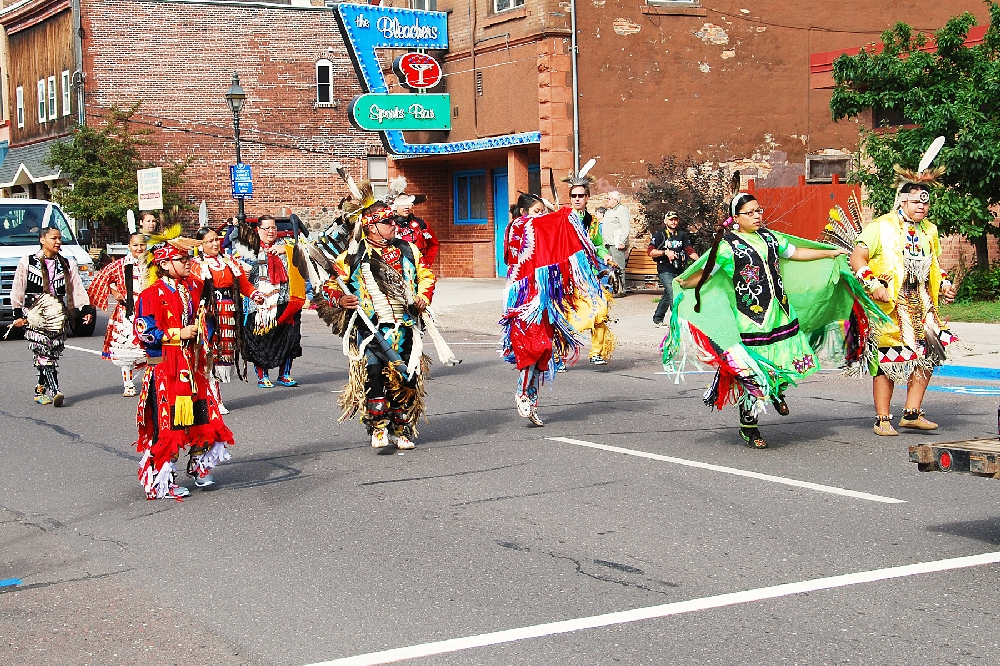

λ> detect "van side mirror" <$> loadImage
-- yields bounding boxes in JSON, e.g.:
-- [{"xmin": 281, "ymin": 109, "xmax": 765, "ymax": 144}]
[{"xmin": 78, "ymin": 228, "xmax": 92, "ymax": 245}]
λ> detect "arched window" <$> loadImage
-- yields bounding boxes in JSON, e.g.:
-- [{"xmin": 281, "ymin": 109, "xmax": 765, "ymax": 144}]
[{"xmin": 316, "ymin": 59, "xmax": 333, "ymax": 105}]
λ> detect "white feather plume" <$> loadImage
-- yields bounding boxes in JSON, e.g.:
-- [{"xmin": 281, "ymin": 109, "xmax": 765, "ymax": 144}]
[
  {"xmin": 127, "ymin": 209, "xmax": 136, "ymax": 235},
  {"xmin": 578, "ymin": 158, "xmax": 597, "ymax": 179},
  {"xmin": 918, "ymin": 136, "xmax": 946, "ymax": 175}
]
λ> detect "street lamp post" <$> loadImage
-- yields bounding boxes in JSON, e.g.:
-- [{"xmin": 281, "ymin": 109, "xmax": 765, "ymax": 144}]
[{"xmin": 224, "ymin": 72, "xmax": 247, "ymax": 226}]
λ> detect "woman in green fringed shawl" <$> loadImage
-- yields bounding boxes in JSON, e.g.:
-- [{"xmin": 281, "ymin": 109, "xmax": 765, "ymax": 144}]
[{"xmin": 662, "ymin": 193, "xmax": 886, "ymax": 449}]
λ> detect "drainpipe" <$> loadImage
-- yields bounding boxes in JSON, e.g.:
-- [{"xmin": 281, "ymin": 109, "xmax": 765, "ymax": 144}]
[
  {"xmin": 569, "ymin": 0, "xmax": 580, "ymax": 174},
  {"xmin": 71, "ymin": 0, "xmax": 84, "ymax": 126}
]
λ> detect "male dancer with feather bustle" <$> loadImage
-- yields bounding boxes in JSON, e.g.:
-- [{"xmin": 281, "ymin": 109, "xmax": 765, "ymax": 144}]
[
  {"xmin": 320, "ymin": 180, "xmax": 436, "ymax": 451},
  {"xmin": 134, "ymin": 232, "xmax": 234, "ymax": 499},
  {"xmin": 848, "ymin": 137, "xmax": 958, "ymax": 436}
]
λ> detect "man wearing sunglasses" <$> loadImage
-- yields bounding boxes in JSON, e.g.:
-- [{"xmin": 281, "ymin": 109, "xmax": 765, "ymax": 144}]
[{"xmin": 850, "ymin": 177, "xmax": 957, "ymax": 437}]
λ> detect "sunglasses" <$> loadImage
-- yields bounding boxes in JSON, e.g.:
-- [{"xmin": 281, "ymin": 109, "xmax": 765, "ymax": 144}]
[{"xmin": 570, "ymin": 193, "xmax": 588, "ymax": 199}]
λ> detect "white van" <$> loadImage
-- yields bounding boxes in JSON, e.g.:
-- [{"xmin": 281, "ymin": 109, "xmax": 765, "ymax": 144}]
[{"xmin": 0, "ymin": 198, "xmax": 97, "ymax": 336}]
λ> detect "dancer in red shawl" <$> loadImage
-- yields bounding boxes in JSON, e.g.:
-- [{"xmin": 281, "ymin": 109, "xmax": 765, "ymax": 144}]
[
  {"xmin": 194, "ymin": 226, "xmax": 264, "ymax": 414},
  {"xmin": 134, "ymin": 233, "xmax": 234, "ymax": 499},
  {"xmin": 88, "ymin": 233, "xmax": 148, "ymax": 397},
  {"xmin": 501, "ymin": 193, "xmax": 608, "ymax": 426}
]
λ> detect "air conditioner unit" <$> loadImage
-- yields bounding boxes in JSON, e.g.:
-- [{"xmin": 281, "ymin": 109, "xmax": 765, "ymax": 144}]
[{"xmin": 805, "ymin": 155, "xmax": 852, "ymax": 184}]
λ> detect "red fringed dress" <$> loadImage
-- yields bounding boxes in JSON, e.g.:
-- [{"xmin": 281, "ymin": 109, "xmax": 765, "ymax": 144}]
[
  {"xmin": 195, "ymin": 255, "xmax": 259, "ymax": 382},
  {"xmin": 134, "ymin": 276, "xmax": 234, "ymax": 499}
]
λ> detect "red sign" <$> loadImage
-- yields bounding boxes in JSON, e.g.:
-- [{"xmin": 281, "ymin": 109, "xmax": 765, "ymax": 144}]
[{"xmin": 393, "ymin": 53, "xmax": 442, "ymax": 90}]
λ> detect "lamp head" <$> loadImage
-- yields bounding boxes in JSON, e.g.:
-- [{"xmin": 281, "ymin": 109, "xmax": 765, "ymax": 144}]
[{"xmin": 225, "ymin": 72, "xmax": 246, "ymax": 116}]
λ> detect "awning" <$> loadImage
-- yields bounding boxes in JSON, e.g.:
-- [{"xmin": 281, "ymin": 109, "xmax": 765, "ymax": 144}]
[{"xmin": 0, "ymin": 135, "xmax": 72, "ymax": 188}]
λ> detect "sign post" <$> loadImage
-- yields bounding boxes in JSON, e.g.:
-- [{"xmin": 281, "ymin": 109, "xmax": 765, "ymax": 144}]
[{"xmin": 137, "ymin": 167, "xmax": 163, "ymax": 211}]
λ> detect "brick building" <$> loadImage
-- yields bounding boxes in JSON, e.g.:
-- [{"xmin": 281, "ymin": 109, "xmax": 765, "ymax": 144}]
[
  {"xmin": 0, "ymin": 0, "xmax": 992, "ymax": 277},
  {"xmin": 378, "ymin": 0, "xmax": 995, "ymax": 277},
  {"xmin": 0, "ymin": 0, "xmax": 383, "ymax": 241}
]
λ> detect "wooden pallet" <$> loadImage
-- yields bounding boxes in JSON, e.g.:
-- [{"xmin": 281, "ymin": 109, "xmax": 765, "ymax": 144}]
[{"xmin": 909, "ymin": 439, "xmax": 1000, "ymax": 478}]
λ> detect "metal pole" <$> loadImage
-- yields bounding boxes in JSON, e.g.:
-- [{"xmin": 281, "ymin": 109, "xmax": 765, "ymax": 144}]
[
  {"xmin": 233, "ymin": 111, "xmax": 245, "ymax": 226},
  {"xmin": 570, "ymin": 0, "xmax": 580, "ymax": 175}
]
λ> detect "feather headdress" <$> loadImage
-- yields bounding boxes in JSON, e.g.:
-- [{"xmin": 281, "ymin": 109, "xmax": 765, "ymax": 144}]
[
  {"xmin": 332, "ymin": 161, "xmax": 393, "ymax": 255},
  {"xmin": 894, "ymin": 136, "xmax": 946, "ymax": 197},
  {"xmin": 562, "ymin": 157, "xmax": 597, "ymax": 188},
  {"xmin": 144, "ymin": 223, "xmax": 202, "ymax": 286}
]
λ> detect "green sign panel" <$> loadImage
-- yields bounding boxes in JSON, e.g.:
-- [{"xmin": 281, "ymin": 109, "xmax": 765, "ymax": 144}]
[{"xmin": 350, "ymin": 93, "xmax": 451, "ymax": 131}]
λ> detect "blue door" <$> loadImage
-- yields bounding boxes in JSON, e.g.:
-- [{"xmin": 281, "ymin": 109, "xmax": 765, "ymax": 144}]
[{"xmin": 493, "ymin": 168, "xmax": 509, "ymax": 277}]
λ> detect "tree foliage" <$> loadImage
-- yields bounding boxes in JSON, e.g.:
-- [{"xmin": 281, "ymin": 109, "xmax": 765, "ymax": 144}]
[
  {"xmin": 830, "ymin": 1, "xmax": 1000, "ymax": 268},
  {"xmin": 44, "ymin": 102, "xmax": 192, "ymax": 231},
  {"xmin": 635, "ymin": 156, "xmax": 732, "ymax": 255}
]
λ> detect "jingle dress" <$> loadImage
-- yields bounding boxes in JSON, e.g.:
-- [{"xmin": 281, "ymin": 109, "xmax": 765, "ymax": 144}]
[
  {"xmin": 194, "ymin": 255, "xmax": 260, "ymax": 382},
  {"xmin": 237, "ymin": 241, "xmax": 307, "ymax": 375}
]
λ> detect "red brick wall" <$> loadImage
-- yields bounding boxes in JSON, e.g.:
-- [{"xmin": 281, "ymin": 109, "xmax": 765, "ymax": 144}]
[{"xmin": 80, "ymin": 0, "xmax": 383, "ymax": 235}]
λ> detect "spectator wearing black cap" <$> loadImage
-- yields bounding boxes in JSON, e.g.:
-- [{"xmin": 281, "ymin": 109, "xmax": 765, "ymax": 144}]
[{"xmin": 647, "ymin": 212, "xmax": 698, "ymax": 327}]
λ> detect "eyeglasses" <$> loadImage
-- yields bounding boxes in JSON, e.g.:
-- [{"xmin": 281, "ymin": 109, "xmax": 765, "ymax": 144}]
[
  {"xmin": 171, "ymin": 256, "xmax": 192, "ymax": 263},
  {"xmin": 570, "ymin": 193, "xmax": 588, "ymax": 199},
  {"xmin": 739, "ymin": 208, "xmax": 764, "ymax": 217},
  {"xmin": 259, "ymin": 226, "xmax": 277, "ymax": 232}
]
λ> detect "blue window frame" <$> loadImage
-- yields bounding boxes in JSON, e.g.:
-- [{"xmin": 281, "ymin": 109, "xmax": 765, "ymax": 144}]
[{"xmin": 454, "ymin": 169, "xmax": 488, "ymax": 225}]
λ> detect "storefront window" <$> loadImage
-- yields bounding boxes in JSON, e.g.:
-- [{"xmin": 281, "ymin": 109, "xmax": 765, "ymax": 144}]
[{"xmin": 454, "ymin": 170, "xmax": 488, "ymax": 225}]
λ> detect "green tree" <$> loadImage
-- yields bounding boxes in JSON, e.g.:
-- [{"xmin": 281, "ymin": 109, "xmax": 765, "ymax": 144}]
[
  {"xmin": 44, "ymin": 102, "xmax": 191, "ymax": 233},
  {"xmin": 830, "ymin": 1, "xmax": 1000, "ymax": 268}
]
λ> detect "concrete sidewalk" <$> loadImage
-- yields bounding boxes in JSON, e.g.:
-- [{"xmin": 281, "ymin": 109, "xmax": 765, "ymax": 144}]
[{"xmin": 431, "ymin": 278, "xmax": 1000, "ymax": 368}]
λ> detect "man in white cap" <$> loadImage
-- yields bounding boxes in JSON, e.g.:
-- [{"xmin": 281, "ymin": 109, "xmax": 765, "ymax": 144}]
[
  {"xmin": 601, "ymin": 191, "xmax": 630, "ymax": 295},
  {"xmin": 393, "ymin": 193, "xmax": 439, "ymax": 269}
]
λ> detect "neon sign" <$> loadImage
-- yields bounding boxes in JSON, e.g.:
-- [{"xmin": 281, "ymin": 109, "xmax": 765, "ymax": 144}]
[{"xmin": 334, "ymin": 4, "xmax": 540, "ymax": 156}]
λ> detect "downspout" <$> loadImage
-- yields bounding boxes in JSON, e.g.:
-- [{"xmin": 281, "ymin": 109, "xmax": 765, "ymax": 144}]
[
  {"xmin": 569, "ymin": 0, "xmax": 580, "ymax": 174},
  {"xmin": 71, "ymin": 0, "xmax": 84, "ymax": 126}
]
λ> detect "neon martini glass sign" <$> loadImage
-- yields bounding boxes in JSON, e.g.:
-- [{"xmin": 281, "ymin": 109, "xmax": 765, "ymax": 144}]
[{"xmin": 334, "ymin": 3, "xmax": 540, "ymax": 156}]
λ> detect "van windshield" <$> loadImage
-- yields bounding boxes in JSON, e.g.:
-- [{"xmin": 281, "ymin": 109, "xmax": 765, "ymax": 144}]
[{"xmin": 0, "ymin": 203, "xmax": 75, "ymax": 245}]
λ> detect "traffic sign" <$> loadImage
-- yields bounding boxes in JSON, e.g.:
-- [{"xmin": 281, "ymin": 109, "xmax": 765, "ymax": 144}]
[
  {"xmin": 394, "ymin": 53, "xmax": 442, "ymax": 90},
  {"xmin": 230, "ymin": 163, "xmax": 253, "ymax": 199},
  {"xmin": 349, "ymin": 93, "xmax": 451, "ymax": 131}
]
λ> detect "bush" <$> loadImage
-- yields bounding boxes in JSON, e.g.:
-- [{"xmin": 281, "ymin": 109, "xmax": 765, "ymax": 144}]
[{"xmin": 955, "ymin": 262, "xmax": 1000, "ymax": 303}]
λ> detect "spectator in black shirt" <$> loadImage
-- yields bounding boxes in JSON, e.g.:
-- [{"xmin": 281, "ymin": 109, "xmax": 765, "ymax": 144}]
[{"xmin": 647, "ymin": 212, "xmax": 698, "ymax": 327}]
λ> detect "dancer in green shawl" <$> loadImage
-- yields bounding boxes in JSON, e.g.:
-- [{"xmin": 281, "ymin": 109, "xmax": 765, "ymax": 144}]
[{"xmin": 663, "ymin": 192, "xmax": 886, "ymax": 449}]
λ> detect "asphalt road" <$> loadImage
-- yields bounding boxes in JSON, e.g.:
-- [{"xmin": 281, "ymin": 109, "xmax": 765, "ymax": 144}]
[{"xmin": 2, "ymin": 310, "xmax": 1000, "ymax": 666}]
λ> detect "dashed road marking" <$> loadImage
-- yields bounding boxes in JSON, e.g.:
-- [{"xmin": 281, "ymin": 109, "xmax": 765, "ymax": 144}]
[
  {"xmin": 64, "ymin": 344, "xmax": 102, "ymax": 356},
  {"xmin": 547, "ymin": 436, "xmax": 906, "ymax": 504}
]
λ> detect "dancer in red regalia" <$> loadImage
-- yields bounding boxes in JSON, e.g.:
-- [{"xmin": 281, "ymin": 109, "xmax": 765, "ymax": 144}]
[
  {"xmin": 134, "ymin": 231, "xmax": 234, "ymax": 499},
  {"xmin": 194, "ymin": 226, "xmax": 264, "ymax": 414}
]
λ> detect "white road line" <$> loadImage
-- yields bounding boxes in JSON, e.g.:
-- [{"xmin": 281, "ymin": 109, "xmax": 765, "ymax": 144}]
[
  {"xmin": 64, "ymin": 344, "xmax": 102, "ymax": 356},
  {"xmin": 306, "ymin": 550, "xmax": 1000, "ymax": 666},
  {"xmin": 547, "ymin": 437, "xmax": 906, "ymax": 504}
]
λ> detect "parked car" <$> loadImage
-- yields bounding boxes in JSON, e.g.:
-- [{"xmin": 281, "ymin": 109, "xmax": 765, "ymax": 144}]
[{"xmin": 0, "ymin": 199, "xmax": 97, "ymax": 337}]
